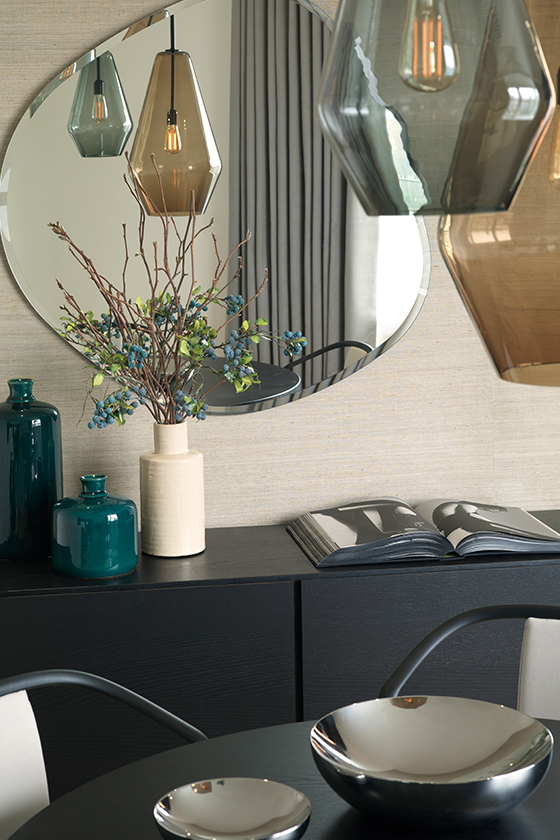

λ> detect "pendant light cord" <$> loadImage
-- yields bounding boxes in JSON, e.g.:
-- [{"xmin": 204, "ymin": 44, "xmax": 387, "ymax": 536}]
[
  {"xmin": 94, "ymin": 56, "xmax": 104, "ymax": 95},
  {"xmin": 169, "ymin": 16, "xmax": 176, "ymax": 119}
]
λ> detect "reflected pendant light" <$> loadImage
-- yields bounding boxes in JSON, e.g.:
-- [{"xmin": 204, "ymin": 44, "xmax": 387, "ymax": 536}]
[
  {"xmin": 316, "ymin": 0, "xmax": 554, "ymax": 216},
  {"xmin": 67, "ymin": 52, "xmax": 133, "ymax": 157},
  {"xmin": 129, "ymin": 15, "xmax": 222, "ymax": 216}
]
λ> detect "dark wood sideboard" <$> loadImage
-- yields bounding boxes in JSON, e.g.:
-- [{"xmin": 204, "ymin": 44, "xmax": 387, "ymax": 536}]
[{"xmin": 2, "ymin": 512, "xmax": 560, "ymax": 799}]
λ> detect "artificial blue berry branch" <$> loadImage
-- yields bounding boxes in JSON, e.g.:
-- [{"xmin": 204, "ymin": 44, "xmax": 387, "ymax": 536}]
[{"xmin": 50, "ymin": 158, "xmax": 306, "ymax": 428}]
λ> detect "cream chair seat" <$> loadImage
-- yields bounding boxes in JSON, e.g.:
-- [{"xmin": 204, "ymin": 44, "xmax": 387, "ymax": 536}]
[
  {"xmin": 518, "ymin": 616, "xmax": 560, "ymax": 718},
  {"xmin": 0, "ymin": 691, "xmax": 48, "ymax": 840}
]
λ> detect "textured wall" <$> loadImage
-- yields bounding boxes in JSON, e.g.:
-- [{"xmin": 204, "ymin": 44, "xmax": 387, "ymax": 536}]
[{"xmin": 1, "ymin": 0, "xmax": 560, "ymax": 528}]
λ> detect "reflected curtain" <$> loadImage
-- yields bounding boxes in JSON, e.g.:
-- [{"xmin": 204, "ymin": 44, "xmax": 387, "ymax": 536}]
[{"xmin": 229, "ymin": 0, "xmax": 347, "ymax": 387}]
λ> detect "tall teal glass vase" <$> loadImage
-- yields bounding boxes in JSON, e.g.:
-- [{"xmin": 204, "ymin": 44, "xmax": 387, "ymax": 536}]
[
  {"xmin": 51, "ymin": 475, "xmax": 138, "ymax": 579},
  {"xmin": 0, "ymin": 379, "xmax": 63, "ymax": 561}
]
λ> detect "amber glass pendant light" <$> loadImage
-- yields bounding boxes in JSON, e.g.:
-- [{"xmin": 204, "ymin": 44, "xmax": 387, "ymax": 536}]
[
  {"xmin": 129, "ymin": 15, "xmax": 221, "ymax": 216},
  {"xmin": 548, "ymin": 68, "xmax": 560, "ymax": 190},
  {"xmin": 67, "ymin": 52, "xmax": 133, "ymax": 157},
  {"xmin": 438, "ymin": 0, "xmax": 560, "ymax": 387},
  {"xmin": 316, "ymin": 0, "xmax": 553, "ymax": 216}
]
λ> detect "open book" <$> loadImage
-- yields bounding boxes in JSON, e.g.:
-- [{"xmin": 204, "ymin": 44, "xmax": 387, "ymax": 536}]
[{"xmin": 286, "ymin": 498, "xmax": 560, "ymax": 568}]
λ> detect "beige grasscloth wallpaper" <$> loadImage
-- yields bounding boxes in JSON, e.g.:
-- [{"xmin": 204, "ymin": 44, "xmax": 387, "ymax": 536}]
[{"xmin": 1, "ymin": 0, "xmax": 559, "ymax": 527}]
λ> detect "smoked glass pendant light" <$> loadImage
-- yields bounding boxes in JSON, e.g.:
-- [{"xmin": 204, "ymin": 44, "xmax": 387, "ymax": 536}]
[
  {"xmin": 129, "ymin": 15, "xmax": 221, "ymax": 216},
  {"xmin": 67, "ymin": 52, "xmax": 133, "ymax": 157},
  {"xmin": 316, "ymin": 0, "xmax": 553, "ymax": 216}
]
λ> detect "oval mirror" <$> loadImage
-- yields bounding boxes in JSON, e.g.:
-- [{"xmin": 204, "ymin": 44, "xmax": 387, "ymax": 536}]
[{"xmin": 0, "ymin": 0, "xmax": 430, "ymax": 414}]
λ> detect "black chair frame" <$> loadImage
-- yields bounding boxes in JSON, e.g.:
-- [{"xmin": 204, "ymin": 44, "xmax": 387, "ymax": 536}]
[
  {"xmin": 0, "ymin": 669, "xmax": 207, "ymax": 743},
  {"xmin": 378, "ymin": 604, "xmax": 560, "ymax": 699}
]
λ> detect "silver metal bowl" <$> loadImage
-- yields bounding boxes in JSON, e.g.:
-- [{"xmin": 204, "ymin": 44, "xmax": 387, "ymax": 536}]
[
  {"xmin": 310, "ymin": 696, "xmax": 553, "ymax": 826},
  {"xmin": 154, "ymin": 777, "xmax": 311, "ymax": 840}
]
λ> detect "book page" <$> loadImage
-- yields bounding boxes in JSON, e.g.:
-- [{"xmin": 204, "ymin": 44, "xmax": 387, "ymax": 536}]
[
  {"xmin": 311, "ymin": 498, "xmax": 438, "ymax": 548},
  {"xmin": 415, "ymin": 500, "xmax": 560, "ymax": 549}
]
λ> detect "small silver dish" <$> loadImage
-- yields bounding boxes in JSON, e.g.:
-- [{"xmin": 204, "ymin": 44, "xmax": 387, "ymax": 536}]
[
  {"xmin": 310, "ymin": 695, "xmax": 553, "ymax": 826},
  {"xmin": 154, "ymin": 777, "xmax": 311, "ymax": 840}
]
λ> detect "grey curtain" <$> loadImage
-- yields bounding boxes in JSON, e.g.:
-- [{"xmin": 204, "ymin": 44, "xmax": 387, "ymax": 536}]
[{"xmin": 229, "ymin": 0, "xmax": 347, "ymax": 387}]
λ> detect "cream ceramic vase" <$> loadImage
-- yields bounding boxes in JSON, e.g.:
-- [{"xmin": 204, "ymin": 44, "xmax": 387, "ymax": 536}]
[{"xmin": 140, "ymin": 423, "xmax": 205, "ymax": 557}]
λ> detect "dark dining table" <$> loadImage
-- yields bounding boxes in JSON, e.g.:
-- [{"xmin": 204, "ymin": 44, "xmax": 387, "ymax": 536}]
[{"xmin": 9, "ymin": 718, "xmax": 560, "ymax": 840}]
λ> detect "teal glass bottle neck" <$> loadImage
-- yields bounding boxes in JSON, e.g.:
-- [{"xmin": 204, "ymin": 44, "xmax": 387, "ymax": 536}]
[
  {"xmin": 80, "ymin": 475, "xmax": 109, "ymax": 498},
  {"xmin": 7, "ymin": 378, "xmax": 36, "ymax": 403}
]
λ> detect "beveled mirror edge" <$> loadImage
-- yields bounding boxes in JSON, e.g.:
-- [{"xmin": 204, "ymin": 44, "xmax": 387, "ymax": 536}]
[{"xmin": 22, "ymin": 1, "xmax": 334, "ymax": 120}]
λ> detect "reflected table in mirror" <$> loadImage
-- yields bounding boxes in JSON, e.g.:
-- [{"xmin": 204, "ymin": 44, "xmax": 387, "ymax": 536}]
[
  {"xmin": 9, "ymin": 719, "xmax": 560, "ymax": 840},
  {"xmin": 200, "ymin": 358, "xmax": 301, "ymax": 411}
]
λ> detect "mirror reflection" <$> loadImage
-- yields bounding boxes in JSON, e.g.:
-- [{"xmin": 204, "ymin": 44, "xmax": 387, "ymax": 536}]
[{"xmin": 0, "ymin": 0, "xmax": 430, "ymax": 414}]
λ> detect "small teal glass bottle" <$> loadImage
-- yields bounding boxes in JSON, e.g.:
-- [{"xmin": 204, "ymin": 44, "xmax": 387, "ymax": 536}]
[
  {"xmin": 0, "ymin": 379, "xmax": 63, "ymax": 561},
  {"xmin": 51, "ymin": 475, "xmax": 138, "ymax": 578}
]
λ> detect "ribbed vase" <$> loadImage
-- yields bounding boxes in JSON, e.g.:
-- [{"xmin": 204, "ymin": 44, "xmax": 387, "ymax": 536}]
[{"xmin": 140, "ymin": 423, "xmax": 205, "ymax": 557}]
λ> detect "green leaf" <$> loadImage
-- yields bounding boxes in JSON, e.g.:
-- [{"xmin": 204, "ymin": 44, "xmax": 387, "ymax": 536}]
[
  {"xmin": 255, "ymin": 318, "xmax": 269, "ymax": 326},
  {"xmin": 92, "ymin": 372, "xmax": 104, "ymax": 387},
  {"xmin": 241, "ymin": 320, "xmax": 249, "ymax": 330},
  {"xmin": 251, "ymin": 334, "xmax": 260, "ymax": 344}
]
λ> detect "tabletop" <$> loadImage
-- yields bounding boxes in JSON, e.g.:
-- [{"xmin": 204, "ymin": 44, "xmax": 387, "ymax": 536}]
[{"xmin": 9, "ymin": 718, "xmax": 560, "ymax": 840}]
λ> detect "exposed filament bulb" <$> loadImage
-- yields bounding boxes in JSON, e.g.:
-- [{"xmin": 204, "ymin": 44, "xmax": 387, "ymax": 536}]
[
  {"xmin": 92, "ymin": 93, "xmax": 108, "ymax": 122},
  {"xmin": 398, "ymin": 0, "xmax": 459, "ymax": 93},
  {"xmin": 92, "ymin": 79, "xmax": 108, "ymax": 122},
  {"xmin": 165, "ymin": 110, "xmax": 182, "ymax": 153}
]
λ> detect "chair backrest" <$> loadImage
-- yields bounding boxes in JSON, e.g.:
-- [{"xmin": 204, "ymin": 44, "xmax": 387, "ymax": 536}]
[
  {"xmin": 0, "ymin": 691, "xmax": 49, "ymax": 840},
  {"xmin": 518, "ymin": 617, "xmax": 560, "ymax": 719},
  {"xmin": 0, "ymin": 669, "xmax": 207, "ymax": 840},
  {"xmin": 378, "ymin": 604, "xmax": 560, "ymax": 720}
]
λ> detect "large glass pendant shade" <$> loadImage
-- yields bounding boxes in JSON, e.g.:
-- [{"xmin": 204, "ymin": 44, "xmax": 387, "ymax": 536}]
[
  {"xmin": 67, "ymin": 51, "xmax": 133, "ymax": 157},
  {"xmin": 438, "ymin": 1, "xmax": 560, "ymax": 386},
  {"xmin": 129, "ymin": 50, "xmax": 221, "ymax": 216},
  {"xmin": 317, "ymin": 0, "xmax": 554, "ymax": 216}
]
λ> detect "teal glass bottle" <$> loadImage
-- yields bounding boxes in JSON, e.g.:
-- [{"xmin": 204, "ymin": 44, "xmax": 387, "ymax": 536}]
[
  {"xmin": 0, "ymin": 379, "xmax": 63, "ymax": 561},
  {"xmin": 51, "ymin": 475, "xmax": 138, "ymax": 578}
]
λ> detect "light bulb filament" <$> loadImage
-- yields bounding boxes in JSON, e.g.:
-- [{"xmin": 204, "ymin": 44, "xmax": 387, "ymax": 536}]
[
  {"xmin": 92, "ymin": 59, "xmax": 108, "ymax": 122},
  {"xmin": 399, "ymin": 0, "xmax": 459, "ymax": 93},
  {"xmin": 92, "ymin": 94, "xmax": 108, "ymax": 122},
  {"xmin": 166, "ymin": 110, "xmax": 181, "ymax": 154}
]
